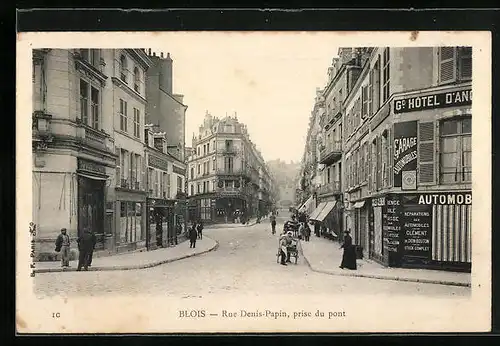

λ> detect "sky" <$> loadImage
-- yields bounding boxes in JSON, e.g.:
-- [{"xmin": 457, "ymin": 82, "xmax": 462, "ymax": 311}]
[{"xmin": 155, "ymin": 33, "xmax": 339, "ymax": 163}]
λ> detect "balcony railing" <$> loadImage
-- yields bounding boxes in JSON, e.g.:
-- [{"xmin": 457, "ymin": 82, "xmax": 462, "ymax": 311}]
[
  {"xmin": 120, "ymin": 178, "xmax": 142, "ymax": 191},
  {"xmin": 217, "ymin": 147, "xmax": 239, "ymax": 155},
  {"xmin": 215, "ymin": 167, "xmax": 247, "ymax": 175},
  {"xmin": 319, "ymin": 140, "xmax": 342, "ymax": 165},
  {"xmin": 318, "ymin": 181, "xmax": 341, "ymax": 196}
]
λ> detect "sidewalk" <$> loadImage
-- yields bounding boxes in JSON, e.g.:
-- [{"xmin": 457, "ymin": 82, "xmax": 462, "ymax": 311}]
[
  {"xmin": 204, "ymin": 218, "xmax": 258, "ymax": 229},
  {"xmin": 300, "ymin": 236, "xmax": 471, "ymax": 287},
  {"xmin": 33, "ymin": 237, "xmax": 218, "ymax": 274}
]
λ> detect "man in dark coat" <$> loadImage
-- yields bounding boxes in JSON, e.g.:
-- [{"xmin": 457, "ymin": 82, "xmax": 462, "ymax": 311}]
[
  {"xmin": 77, "ymin": 229, "xmax": 94, "ymax": 271},
  {"xmin": 340, "ymin": 230, "xmax": 357, "ymax": 270},
  {"xmin": 189, "ymin": 222, "xmax": 198, "ymax": 248},
  {"xmin": 86, "ymin": 231, "xmax": 97, "ymax": 267},
  {"xmin": 197, "ymin": 219, "xmax": 204, "ymax": 240}
]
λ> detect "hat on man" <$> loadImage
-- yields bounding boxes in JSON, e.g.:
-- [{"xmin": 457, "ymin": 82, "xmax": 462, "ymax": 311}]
[{"xmin": 287, "ymin": 231, "xmax": 293, "ymax": 236}]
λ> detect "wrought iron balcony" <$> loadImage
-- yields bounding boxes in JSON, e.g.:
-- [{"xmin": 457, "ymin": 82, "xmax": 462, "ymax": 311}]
[
  {"xmin": 318, "ymin": 181, "xmax": 341, "ymax": 196},
  {"xmin": 319, "ymin": 140, "xmax": 342, "ymax": 165},
  {"xmin": 215, "ymin": 167, "xmax": 247, "ymax": 175},
  {"xmin": 217, "ymin": 147, "xmax": 239, "ymax": 155}
]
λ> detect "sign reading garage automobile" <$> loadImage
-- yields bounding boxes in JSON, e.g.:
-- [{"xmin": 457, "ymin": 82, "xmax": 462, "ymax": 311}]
[
  {"xmin": 393, "ymin": 121, "xmax": 418, "ymax": 189},
  {"xmin": 394, "ymin": 89, "xmax": 472, "ymax": 114}
]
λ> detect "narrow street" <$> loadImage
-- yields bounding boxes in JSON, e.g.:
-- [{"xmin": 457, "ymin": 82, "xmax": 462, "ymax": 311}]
[{"xmin": 34, "ymin": 215, "xmax": 470, "ymax": 299}]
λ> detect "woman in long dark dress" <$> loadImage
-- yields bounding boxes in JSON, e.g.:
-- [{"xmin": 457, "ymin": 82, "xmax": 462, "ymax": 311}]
[{"xmin": 340, "ymin": 230, "xmax": 357, "ymax": 270}]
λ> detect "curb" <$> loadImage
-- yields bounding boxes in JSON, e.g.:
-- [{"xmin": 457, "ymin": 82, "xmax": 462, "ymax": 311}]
[
  {"xmin": 33, "ymin": 238, "xmax": 220, "ymax": 274},
  {"xmin": 298, "ymin": 242, "xmax": 471, "ymax": 288},
  {"xmin": 205, "ymin": 220, "xmax": 258, "ymax": 229}
]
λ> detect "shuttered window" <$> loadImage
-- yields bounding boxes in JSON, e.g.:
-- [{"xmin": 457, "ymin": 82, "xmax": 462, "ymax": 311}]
[
  {"xmin": 439, "ymin": 46, "xmax": 472, "ymax": 84},
  {"xmin": 373, "ymin": 58, "xmax": 381, "ymax": 111},
  {"xmin": 382, "ymin": 48, "xmax": 390, "ymax": 102},
  {"xmin": 115, "ymin": 147, "xmax": 121, "ymax": 187},
  {"xmin": 362, "ymin": 86, "xmax": 369, "ymax": 119},
  {"xmin": 439, "ymin": 47, "xmax": 456, "ymax": 84},
  {"xmin": 368, "ymin": 70, "xmax": 373, "ymax": 116},
  {"xmin": 388, "ymin": 128, "xmax": 393, "ymax": 187},
  {"xmin": 458, "ymin": 47, "xmax": 472, "ymax": 80},
  {"xmin": 376, "ymin": 136, "xmax": 382, "ymax": 190},
  {"xmin": 418, "ymin": 121, "xmax": 435, "ymax": 184}
]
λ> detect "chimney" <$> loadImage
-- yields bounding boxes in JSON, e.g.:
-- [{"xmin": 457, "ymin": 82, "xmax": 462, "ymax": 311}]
[
  {"xmin": 153, "ymin": 52, "xmax": 156, "ymax": 57},
  {"xmin": 159, "ymin": 51, "xmax": 173, "ymax": 94},
  {"xmin": 161, "ymin": 52, "xmax": 164, "ymax": 58},
  {"xmin": 148, "ymin": 48, "xmax": 151, "ymax": 55}
]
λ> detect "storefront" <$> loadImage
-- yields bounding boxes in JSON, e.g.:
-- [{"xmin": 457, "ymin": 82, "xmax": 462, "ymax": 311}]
[
  {"xmin": 146, "ymin": 198, "xmax": 175, "ymax": 249},
  {"xmin": 115, "ymin": 189, "xmax": 147, "ymax": 253},
  {"xmin": 76, "ymin": 158, "xmax": 108, "ymax": 250},
  {"xmin": 352, "ymin": 199, "xmax": 368, "ymax": 258},
  {"xmin": 368, "ymin": 192, "xmax": 471, "ymax": 271}
]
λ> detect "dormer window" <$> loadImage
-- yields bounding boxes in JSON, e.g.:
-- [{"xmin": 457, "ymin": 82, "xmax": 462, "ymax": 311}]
[{"xmin": 120, "ymin": 54, "xmax": 127, "ymax": 82}]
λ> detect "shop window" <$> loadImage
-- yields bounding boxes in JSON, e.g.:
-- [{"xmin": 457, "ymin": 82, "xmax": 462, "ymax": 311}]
[
  {"xmin": 439, "ymin": 47, "xmax": 472, "ymax": 84},
  {"xmin": 439, "ymin": 117, "xmax": 472, "ymax": 184}
]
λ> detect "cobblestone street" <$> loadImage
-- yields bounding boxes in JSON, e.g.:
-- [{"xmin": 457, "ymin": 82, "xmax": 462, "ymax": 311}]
[{"xmin": 34, "ymin": 218, "xmax": 471, "ymax": 299}]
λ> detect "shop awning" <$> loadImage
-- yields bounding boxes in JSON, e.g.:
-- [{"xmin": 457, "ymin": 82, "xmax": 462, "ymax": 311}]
[
  {"xmin": 77, "ymin": 172, "xmax": 108, "ymax": 181},
  {"xmin": 298, "ymin": 195, "xmax": 314, "ymax": 214},
  {"xmin": 309, "ymin": 202, "xmax": 327, "ymax": 221},
  {"xmin": 353, "ymin": 201, "xmax": 366, "ymax": 209},
  {"xmin": 315, "ymin": 201, "xmax": 337, "ymax": 222}
]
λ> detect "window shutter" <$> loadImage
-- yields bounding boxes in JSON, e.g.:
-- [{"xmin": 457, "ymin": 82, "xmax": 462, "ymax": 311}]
[
  {"xmin": 418, "ymin": 121, "xmax": 435, "ymax": 184},
  {"xmin": 458, "ymin": 47, "xmax": 472, "ymax": 80},
  {"xmin": 140, "ymin": 156, "xmax": 145, "ymax": 191},
  {"xmin": 115, "ymin": 147, "xmax": 121, "ymax": 187},
  {"xmin": 376, "ymin": 137, "xmax": 382, "ymax": 190},
  {"xmin": 439, "ymin": 47, "xmax": 457, "ymax": 84},
  {"xmin": 388, "ymin": 128, "xmax": 393, "ymax": 187},
  {"xmin": 368, "ymin": 70, "xmax": 373, "ymax": 116}
]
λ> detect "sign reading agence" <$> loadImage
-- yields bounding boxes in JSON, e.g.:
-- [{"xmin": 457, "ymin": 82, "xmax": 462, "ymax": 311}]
[{"xmin": 394, "ymin": 89, "xmax": 472, "ymax": 114}]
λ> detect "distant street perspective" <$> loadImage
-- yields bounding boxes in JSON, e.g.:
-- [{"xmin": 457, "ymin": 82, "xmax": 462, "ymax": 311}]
[
  {"xmin": 30, "ymin": 45, "xmax": 472, "ymax": 299},
  {"xmin": 34, "ymin": 211, "xmax": 469, "ymax": 297}
]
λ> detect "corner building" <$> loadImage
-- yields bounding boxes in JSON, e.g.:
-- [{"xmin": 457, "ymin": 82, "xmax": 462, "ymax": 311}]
[
  {"xmin": 187, "ymin": 113, "xmax": 274, "ymax": 223},
  {"xmin": 343, "ymin": 46, "xmax": 472, "ymax": 271}
]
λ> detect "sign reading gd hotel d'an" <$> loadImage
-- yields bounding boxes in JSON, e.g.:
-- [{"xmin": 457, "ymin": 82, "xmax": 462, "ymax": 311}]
[{"xmin": 394, "ymin": 89, "xmax": 472, "ymax": 114}]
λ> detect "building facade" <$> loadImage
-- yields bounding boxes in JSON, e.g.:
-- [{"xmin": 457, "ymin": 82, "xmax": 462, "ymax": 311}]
[
  {"xmin": 342, "ymin": 46, "xmax": 472, "ymax": 271},
  {"xmin": 187, "ymin": 113, "xmax": 274, "ymax": 223},
  {"xmin": 32, "ymin": 48, "xmax": 154, "ymax": 259},
  {"xmin": 144, "ymin": 128, "xmax": 187, "ymax": 250},
  {"xmin": 145, "ymin": 50, "xmax": 188, "ymax": 162}
]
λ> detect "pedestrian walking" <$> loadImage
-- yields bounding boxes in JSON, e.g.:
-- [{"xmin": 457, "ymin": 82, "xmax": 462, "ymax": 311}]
[
  {"xmin": 55, "ymin": 228, "xmax": 71, "ymax": 268},
  {"xmin": 189, "ymin": 223, "xmax": 198, "ymax": 248},
  {"xmin": 270, "ymin": 214, "xmax": 277, "ymax": 234},
  {"xmin": 339, "ymin": 230, "xmax": 357, "ymax": 270},
  {"xmin": 197, "ymin": 219, "xmax": 204, "ymax": 240},
  {"xmin": 76, "ymin": 229, "xmax": 94, "ymax": 271},
  {"xmin": 304, "ymin": 223, "xmax": 311, "ymax": 242},
  {"xmin": 87, "ymin": 231, "xmax": 97, "ymax": 267}
]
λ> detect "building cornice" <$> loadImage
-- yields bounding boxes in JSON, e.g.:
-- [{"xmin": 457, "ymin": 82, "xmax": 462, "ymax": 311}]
[
  {"xmin": 112, "ymin": 77, "xmax": 147, "ymax": 104},
  {"xmin": 126, "ymin": 49, "xmax": 154, "ymax": 70}
]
